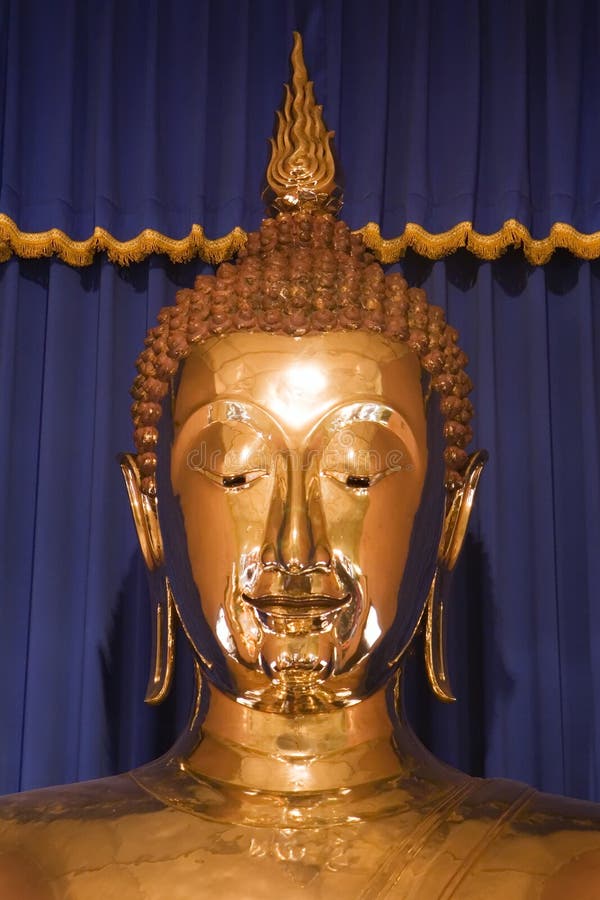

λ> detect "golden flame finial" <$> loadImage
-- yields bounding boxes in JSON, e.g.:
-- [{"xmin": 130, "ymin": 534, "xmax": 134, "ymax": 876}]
[{"xmin": 266, "ymin": 32, "xmax": 341, "ymax": 214}]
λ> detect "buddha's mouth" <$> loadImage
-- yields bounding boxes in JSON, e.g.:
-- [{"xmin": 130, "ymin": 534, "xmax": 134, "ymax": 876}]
[
  {"xmin": 242, "ymin": 592, "xmax": 351, "ymax": 619},
  {"xmin": 230, "ymin": 555, "xmax": 363, "ymax": 641},
  {"xmin": 239, "ymin": 563, "xmax": 350, "ymax": 613}
]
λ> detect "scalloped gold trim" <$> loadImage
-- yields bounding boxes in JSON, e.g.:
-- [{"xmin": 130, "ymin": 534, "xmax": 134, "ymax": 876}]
[
  {"xmin": 1, "ymin": 213, "xmax": 600, "ymax": 267},
  {"xmin": 357, "ymin": 219, "xmax": 600, "ymax": 266},
  {"xmin": 0, "ymin": 214, "xmax": 247, "ymax": 266}
]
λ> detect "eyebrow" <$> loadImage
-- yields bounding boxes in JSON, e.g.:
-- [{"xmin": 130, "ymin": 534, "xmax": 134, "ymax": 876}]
[
  {"xmin": 174, "ymin": 400, "xmax": 277, "ymax": 453},
  {"xmin": 318, "ymin": 401, "xmax": 418, "ymax": 462},
  {"xmin": 327, "ymin": 402, "xmax": 394, "ymax": 430},
  {"xmin": 213, "ymin": 400, "xmax": 252, "ymax": 426},
  {"xmin": 176, "ymin": 398, "xmax": 418, "ymax": 464}
]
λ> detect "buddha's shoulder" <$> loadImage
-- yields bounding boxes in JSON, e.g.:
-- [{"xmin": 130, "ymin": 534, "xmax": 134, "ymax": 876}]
[
  {"xmin": 463, "ymin": 773, "xmax": 600, "ymax": 830},
  {"xmin": 517, "ymin": 784, "xmax": 600, "ymax": 896},
  {"xmin": 476, "ymin": 776, "xmax": 600, "ymax": 849},
  {"xmin": 0, "ymin": 772, "xmax": 203, "ymax": 899},
  {"xmin": 0, "ymin": 771, "xmax": 159, "ymax": 824},
  {"xmin": 434, "ymin": 777, "xmax": 600, "ymax": 898}
]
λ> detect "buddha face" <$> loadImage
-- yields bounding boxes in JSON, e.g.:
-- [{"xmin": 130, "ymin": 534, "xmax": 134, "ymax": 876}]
[{"xmin": 169, "ymin": 331, "xmax": 438, "ymax": 711}]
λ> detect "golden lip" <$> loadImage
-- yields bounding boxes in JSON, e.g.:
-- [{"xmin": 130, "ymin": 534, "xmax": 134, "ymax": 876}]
[{"xmin": 243, "ymin": 593, "xmax": 350, "ymax": 618}]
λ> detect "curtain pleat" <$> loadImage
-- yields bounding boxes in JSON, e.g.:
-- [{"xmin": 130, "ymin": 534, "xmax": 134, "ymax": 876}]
[{"xmin": 546, "ymin": 265, "xmax": 600, "ymax": 799}]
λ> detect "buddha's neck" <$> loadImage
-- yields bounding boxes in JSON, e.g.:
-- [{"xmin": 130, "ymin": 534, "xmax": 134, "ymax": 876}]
[{"xmin": 179, "ymin": 675, "xmax": 453, "ymax": 794}]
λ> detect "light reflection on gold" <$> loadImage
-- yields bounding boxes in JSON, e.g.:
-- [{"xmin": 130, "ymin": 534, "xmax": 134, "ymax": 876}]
[{"xmin": 265, "ymin": 360, "xmax": 329, "ymax": 428}]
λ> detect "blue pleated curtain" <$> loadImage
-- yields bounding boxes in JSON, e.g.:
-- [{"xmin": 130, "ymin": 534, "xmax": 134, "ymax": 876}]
[{"xmin": 1, "ymin": 0, "xmax": 599, "ymax": 802}]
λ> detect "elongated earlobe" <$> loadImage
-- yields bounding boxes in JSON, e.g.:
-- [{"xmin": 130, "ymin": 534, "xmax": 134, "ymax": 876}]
[
  {"xmin": 120, "ymin": 453, "xmax": 175, "ymax": 704},
  {"xmin": 120, "ymin": 453, "xmax": 163, "ymax": 570},
  {"xmin": 425, "ymin": 450, "xmax": 487, "ymax": 702},
  {"xmin": 145, "ymin": 577, "xmax": 176, "ymax": 704}
]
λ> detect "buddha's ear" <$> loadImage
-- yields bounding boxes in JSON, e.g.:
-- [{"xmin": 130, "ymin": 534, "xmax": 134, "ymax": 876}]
[
  {"xmin": 120, "ymin": 453, "xmax": 164, "ymax": 570},
  {"xmin": 424, "ymin": 450, "xmax": 488, "ymax": 702},
  {"xmin": 120, "ymin": 453, "xmax": 174, "ymax": 704}
]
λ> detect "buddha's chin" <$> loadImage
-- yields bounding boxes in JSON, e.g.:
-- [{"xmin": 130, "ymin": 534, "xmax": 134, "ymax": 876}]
[
  {"xmin": 236, "ymin": 643, "xmax": 362, "ymax": 713},
  {"xmin": 258, "ymin": 627, "xmax": 335, "ymax": 682},
  {"xmin": 227, "ymin": 614, "xmax": 373, "ymax": 712}
]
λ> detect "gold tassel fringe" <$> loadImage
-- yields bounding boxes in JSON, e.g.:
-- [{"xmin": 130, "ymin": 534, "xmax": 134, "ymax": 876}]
[
  {"xmin": 0, "ymin": 214, "xmax": 247, "ymax": 267},
  {"xmin": 357, "ymin": 219, "xmax": 600, "ymax": 266},
  {"xmin": 1, "ymin": 213, "xmax": 600, "ymax": 267}
]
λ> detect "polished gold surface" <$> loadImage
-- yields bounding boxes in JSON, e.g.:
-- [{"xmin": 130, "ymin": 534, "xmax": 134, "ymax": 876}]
[{"xmin": 2, "ymin": 30, "xmax": 600, "ymax": 900}]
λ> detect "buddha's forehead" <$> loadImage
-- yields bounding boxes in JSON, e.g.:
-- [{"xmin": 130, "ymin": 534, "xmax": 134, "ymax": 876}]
[{"xmin": 174, "ymin": 331, "xmax": 426, "ymax": 438}]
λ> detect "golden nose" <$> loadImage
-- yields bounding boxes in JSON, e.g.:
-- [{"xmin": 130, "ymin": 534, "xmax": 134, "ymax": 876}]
[
  {"xmin": 261, "ymin": 452, "xmax": 332, "ymax": 573},
  {"xmin": 279, "ymin": 516, "xmax": 312, "ymax": 571}
]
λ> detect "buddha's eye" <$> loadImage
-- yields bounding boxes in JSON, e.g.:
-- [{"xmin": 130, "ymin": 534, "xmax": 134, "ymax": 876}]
[
  {"xmin": 324, "ymin": 471, "xmax": 373, "ymax": 492},
  {"xmin": 186, "ymin": 421, "xmax": 271, "ymax": 489},
  {"xmin": 320, "ymin": 422, "xmax": 411, "ymax": 490},
  {"xmin": 222, "ymin": 474, "xmax": 246, "ymax": 488},
  {"xmin": 219, "ymin": 470, "xmax": 266, "ymax": 490},
  {"xmin": 345, "ymin": 475, "xmax": 371, "ymax": 489}
]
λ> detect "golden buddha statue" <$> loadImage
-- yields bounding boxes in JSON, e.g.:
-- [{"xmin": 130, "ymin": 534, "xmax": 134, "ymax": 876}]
[{"xmin": 1, "ymin": 33, "xmax": 600, "ymax": 900}]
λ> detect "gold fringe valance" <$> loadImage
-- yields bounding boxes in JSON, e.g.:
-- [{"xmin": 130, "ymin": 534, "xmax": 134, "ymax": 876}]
[
  {"xmin": 0, "ymin": 214, "xmax": 247, "ymax": 266},
  {"xmin": 357, "ymin": 220, "xmax": 600, "ymax": 266},
  {"xmin": 1, "ymin": 213, "xmax": 600, "ymax": 267}
]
